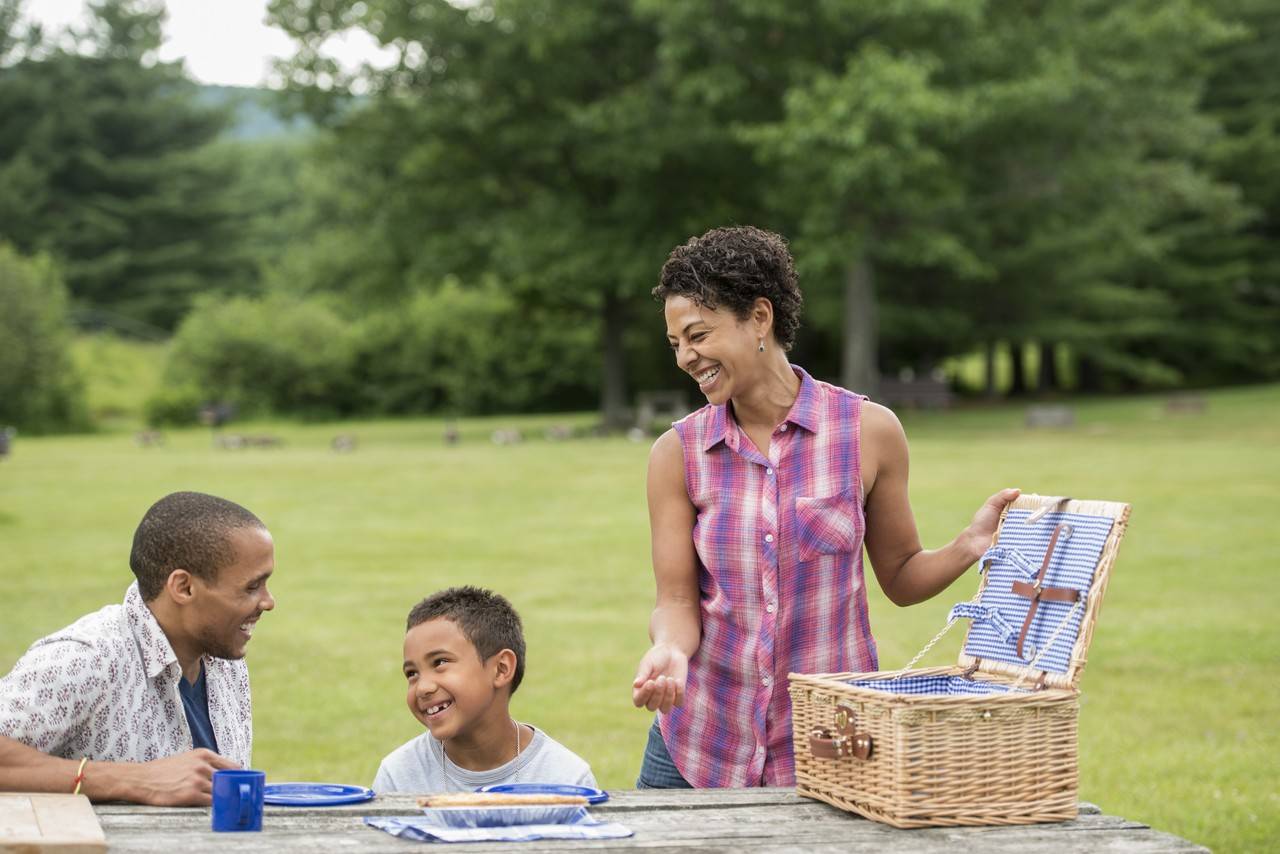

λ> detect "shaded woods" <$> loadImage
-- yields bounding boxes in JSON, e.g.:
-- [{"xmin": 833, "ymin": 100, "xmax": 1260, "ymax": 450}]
[{"xmin": 2, "ymin": 0, "xmax": 1278, "ymax": 430}]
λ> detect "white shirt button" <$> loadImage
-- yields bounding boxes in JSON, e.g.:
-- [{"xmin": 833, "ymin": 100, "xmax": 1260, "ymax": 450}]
[
  {"xmin": 756, "ymin": 746, "xmax": 765, "ymax": 755},
  {"xmin": 764, "ymin": 533, "xmax": 774, "ymax": 543},
  {"xmin": 762, "ymin": 675, "xmax": 772, "ymax": 686},
  {"xmin": 766, "ymin": 468, "xmax": 773, "ymax": 476},
  {"xmin": 779, "ymin": 424, "xmax": 788, "ymax": 431},
  {"xmin": 766, "ymin": 602, "xmax": 775, "ymax": 614}
]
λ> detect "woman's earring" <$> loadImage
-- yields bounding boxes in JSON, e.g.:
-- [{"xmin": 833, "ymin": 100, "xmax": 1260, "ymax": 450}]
[{"xmin": 758, "ymin": 339, "xmax": 765, "ymax": 353}]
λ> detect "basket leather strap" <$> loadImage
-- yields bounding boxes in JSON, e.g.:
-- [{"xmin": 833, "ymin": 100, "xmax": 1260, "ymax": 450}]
[
  {"xmin": 1012, "ymin": 522, "xmax": 1080, "ymax": 660},
  {"xmin": 809, "ymin": 730, "xmax": 873, "ymax": 761},
  {"xmin": 809, "ymin": 705, "xmax": 873, "ymax": 761},
  {"xmin": 1010, "ymin": 581, "xmax": 1079, "ymax": 603}
]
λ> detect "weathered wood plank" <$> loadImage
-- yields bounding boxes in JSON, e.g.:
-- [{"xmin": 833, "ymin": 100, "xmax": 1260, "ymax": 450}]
[
  {"xmin": 92, "ymin": 789, "xmax": 1207, "ymax": 853},
  {"xmin": 0, "ymin": 793, "xmax": 105, "ymax": 853}
]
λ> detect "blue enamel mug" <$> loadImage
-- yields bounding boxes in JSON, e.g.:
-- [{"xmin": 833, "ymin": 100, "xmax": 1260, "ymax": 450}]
[{"xmin": 211, "ymin": 769, "xmax": 265, "ymax": 832}]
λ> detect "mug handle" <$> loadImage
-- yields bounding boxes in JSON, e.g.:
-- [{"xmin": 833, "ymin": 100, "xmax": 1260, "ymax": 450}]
[{"xmin": 239, "ymin": 783, "xmax": 251, "ymax": 825}]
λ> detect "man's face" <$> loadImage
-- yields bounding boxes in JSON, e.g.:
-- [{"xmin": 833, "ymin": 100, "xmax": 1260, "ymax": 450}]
[{"xmin": 189, "ymin": 527, "xmax": 276, "ymax": 660}]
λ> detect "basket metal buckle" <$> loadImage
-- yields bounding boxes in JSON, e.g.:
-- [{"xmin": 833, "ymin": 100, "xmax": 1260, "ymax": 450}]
[{"xmin": 808, "ymin": 704, "xmax": 873, "ymax": 761}]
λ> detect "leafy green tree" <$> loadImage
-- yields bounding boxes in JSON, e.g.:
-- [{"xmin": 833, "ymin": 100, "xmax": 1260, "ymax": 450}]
[
  {"xmin": 268, "ymin": 0, "xmax": 764, "ymax": 426},
  {"xmin": 263, "ymin": 0, "xmax": 1271, "ymax": 405},
  {"xmin": 653, "ymin": 1, "xmax": 1256, "ymax": 395},
  {"xmin": 353, "ymin": 280, "xmax": 597, "ymax": 415},
  {"xmin": 948, "ymin": 0, "xmax": 1245, "ymax": 392},
  {"xmin": 160, "ymin": 293, "xmax": 357, "ymax": 417},
  {"xmin": 0, "ymin": 0, "xmax": 40, "ymax": 64},
  {"xmin": 0, "ymin": 245, "xmax": 88, "ymax": 432},
  {"xmin": 1139, "ymin": 0, "xmax": 1280, "ymax": 383},
  {"xmin": 0, "ymin": 0, "xmax": 254, "ymax": 329}
]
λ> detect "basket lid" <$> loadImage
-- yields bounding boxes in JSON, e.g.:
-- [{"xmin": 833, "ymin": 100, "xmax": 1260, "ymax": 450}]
[{"xmin": 955, "ymin": 494, "xmax": 1130, "ymax": 690}]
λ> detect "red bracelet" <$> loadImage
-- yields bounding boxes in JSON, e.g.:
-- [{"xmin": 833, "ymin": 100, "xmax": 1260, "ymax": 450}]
[{"xmin": 72, "ymin": 757, "xmax": 88, "ymax": 794}]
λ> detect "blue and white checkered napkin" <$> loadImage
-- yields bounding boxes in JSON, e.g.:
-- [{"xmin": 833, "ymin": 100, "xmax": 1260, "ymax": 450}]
[{"xmin": 363, "ymin": 815, "xmax": 634, "ymax": 843}]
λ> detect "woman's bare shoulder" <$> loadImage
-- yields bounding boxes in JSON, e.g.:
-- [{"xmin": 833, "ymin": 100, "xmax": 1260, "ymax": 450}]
[
  {"xmin": 861, "ymin": 400, "xmax": 907, "ymax": 445},
  {"xmin": 648, "ymin": 428, "xmax": 686, "ymax": 480},
  {"xmin": 651, "ymin": 427, "xmax": 683, "ymax": 459}
]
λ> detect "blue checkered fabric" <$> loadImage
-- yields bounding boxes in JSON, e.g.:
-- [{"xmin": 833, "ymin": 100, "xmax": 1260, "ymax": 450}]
[
  {"xmin": 959, "ymin": 509, "xmax": 1114, "ymax": 674},
  {"xmin": 948, "ymin": 603, "xmax": 1017, "ymax": 644},
  {"xmin": 847, "ymin": 675, "xmax": 1016, "ymax": 696}
]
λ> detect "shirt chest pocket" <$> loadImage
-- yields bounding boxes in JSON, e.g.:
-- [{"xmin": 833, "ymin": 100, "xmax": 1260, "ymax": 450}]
[{"xmin": 794, "ymin": 488, "xmax": 861, "ymax": 563}]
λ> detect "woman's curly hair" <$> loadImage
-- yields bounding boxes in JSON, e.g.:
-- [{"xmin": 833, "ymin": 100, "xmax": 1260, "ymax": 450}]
[{"xmin": 653, "ymin": 226, "xmax": 803, "ymax": 351}]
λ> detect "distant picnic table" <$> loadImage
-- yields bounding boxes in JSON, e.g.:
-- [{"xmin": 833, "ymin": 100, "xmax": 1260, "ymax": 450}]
[{"xmin": 95, "ymin": 787, "xmax": 1206, "ymax": 852}]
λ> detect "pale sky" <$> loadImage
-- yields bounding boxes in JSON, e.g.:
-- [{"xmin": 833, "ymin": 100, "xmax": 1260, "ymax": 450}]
[{"xmin": 24, "ymin": 0, "xmax": 397, "ymax": 87}]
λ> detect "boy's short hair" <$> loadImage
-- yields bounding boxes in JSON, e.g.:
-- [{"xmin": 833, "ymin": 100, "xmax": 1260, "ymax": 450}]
[
  {"xmin": 407, "ymin": 587, "xmax": 526, "ymax": 694},
  {"xmin": 129, "ymin": 491, "xmax": 266, "ymax": 601}
]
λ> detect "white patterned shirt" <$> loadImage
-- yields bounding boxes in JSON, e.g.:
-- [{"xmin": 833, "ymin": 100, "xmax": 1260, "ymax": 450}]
[{"xmin": 0, "ymin": 582, "xmax": 253, "ymax": 768}]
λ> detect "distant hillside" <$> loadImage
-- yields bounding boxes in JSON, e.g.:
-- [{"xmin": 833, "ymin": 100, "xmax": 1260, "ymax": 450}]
[{"xmin": 196, "ymin": 84, "xmax": 314, "ymax": 141}]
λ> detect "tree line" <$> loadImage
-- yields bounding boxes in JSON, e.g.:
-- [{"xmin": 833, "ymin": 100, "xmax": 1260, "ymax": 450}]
[{"xmin": 1, "ymin": 0, "xmax": 1277, "ymax": 431}]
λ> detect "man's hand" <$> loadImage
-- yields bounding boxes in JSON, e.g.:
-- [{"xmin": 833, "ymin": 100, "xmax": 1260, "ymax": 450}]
[
  {"xmin": 959, "ymin": 488, "xmax": 1021, "ymax": 563},
  {"xmin": 120, "ymin": 749, "xmax": 241, "ymax": 806},
  {"xmin": 632, "ymin": 643, "xmax": 689, "ymax": 713}
]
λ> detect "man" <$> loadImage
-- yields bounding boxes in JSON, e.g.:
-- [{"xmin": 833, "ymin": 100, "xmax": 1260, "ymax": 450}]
[{"xmin": 0, "ymin": 492, "xmax": 276, "ymax": 804}]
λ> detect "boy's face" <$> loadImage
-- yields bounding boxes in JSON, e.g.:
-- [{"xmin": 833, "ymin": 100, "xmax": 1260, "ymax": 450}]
[{"xmin": 402, "ymin": 617, "xmax": 504, "ymax": 744}]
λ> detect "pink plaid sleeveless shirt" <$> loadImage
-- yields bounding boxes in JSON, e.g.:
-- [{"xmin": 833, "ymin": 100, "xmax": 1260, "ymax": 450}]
[{"xmin": 661, "ymin": 366, "xmax": 878, "ymax": 787}]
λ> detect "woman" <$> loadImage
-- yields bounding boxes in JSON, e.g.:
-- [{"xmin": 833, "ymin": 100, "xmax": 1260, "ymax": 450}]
[{"xmin": 631, "ymin": 226, "xmax": 1018, "ymax": 788}]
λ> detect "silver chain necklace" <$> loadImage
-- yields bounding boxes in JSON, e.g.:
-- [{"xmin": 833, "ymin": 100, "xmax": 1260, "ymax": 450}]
[{"xmin": 439, "ymin": 719, "xmax": 522, "ymax": 790}]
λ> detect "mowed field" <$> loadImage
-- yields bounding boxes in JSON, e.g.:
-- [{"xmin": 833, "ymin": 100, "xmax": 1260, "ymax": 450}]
[{"xmin": 1, "ymin": 386, "xmax": 1277, "ymax": 851}]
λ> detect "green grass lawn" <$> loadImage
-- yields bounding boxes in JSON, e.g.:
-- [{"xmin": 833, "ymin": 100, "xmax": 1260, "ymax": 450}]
[{"xmin": 1, "ymin": 387, "xmax": 1276, "ymax": 851}]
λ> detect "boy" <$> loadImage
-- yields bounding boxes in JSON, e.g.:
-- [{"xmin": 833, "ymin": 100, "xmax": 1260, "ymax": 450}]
[{"xmin": 373, "ymin": 586, "xmax": 597, "ymax": 792}]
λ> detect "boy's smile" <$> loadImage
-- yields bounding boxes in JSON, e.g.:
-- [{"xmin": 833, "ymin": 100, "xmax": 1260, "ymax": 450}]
[
  {"xmin": 402, "ymin": 616, "xmax": 512, "ymax": 760},
  {"xmin": 424, "ymin": 699, "xmax": 454, "ymax": 718}
]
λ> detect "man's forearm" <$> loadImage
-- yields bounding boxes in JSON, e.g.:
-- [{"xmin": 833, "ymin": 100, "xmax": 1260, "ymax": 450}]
[{"xmin": 0, "ymin": 735, "xmax": 139, "ymax": 802}]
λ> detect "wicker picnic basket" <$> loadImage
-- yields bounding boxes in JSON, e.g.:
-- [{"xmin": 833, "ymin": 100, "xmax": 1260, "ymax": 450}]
[{"xmin": 789, "ymin": 493, "xmax": 1130, "ymax": 828}]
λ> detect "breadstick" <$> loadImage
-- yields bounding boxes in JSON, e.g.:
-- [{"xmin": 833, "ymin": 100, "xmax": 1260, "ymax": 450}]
[{"xmin": 417, "ymin": 792, "xmax": 589, "ymax": 808}]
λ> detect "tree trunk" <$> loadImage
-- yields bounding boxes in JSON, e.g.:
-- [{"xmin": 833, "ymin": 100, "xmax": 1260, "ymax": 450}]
[
  {"xmin": 600, "ymin": 291, "xmax": 630, "ymax": 430},
  {"xmin": 1038, "ymin": 341, "xmax": 1058, "ymax": 393},
  {"xmin": 1077, "ymin": 354, "xmax": 1102, "ymax": 392},
  {"xmin": 1008, "ymin": 339, "xmax": 1027, "ymax": 396},
  {"xmin": 841, "ymin": 253, "xmax": 879, "ymax": 396},
  {"xmin": 984, "ymin": 339, "xmax": 998, "ymax": 398}
]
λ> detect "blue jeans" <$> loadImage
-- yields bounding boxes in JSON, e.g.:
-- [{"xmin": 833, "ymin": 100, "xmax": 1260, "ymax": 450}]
[{"xmin": 636, "ymin": 719, "xmax": 693, "ymax": 789}]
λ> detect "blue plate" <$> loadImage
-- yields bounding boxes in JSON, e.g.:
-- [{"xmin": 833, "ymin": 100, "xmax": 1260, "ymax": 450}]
[
  {"xmin": 474, "ymin": 782, "xmax": 609, "ymax": 804},
  {"xmin": 264, "ymin": 782, "xmax": 375, "ymax": 806}
]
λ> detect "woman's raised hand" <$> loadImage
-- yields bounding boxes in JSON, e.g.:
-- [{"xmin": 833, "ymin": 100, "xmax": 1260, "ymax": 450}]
[
  {"xmin": 632, "ymin": 643, "xmax": 689, "ymax": 713},
  {"xmin": 960, "ymin": 488, "xmax": 1021, "ymax": 562}
]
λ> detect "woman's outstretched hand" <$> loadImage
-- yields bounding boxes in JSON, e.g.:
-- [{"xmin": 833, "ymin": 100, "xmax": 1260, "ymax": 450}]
[
  {"xmin": 632, "ymin": 643, "xmax": 689, "ymax": 713},
  {"xmin": 959, "ymin": 487, "xmax": 1021, "ymax": 563}
]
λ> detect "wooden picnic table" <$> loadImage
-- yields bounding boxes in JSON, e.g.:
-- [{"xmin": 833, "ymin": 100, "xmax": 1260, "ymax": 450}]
[{"xmin": 93, "ymin": 787, "xmax": 1206, "ymax": 852}]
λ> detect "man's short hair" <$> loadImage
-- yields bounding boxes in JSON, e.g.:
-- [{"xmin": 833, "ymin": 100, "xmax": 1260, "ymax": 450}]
[
  {"xmin": 407, "ymin": 587, "xmax": 526, "ymax": 694},
  {"xmin": 129, "ymin": 492, "xmax": 266, "ymax": 600}
]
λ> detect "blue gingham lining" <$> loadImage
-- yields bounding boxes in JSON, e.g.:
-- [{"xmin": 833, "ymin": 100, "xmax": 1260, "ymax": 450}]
[
  {"xmin": 847, "ymin": 675, "xmax": 1016, "ymax": 696},
  {"xmin": 959, "ymin": 509, "xmax": 1114, "ymax": 674}
]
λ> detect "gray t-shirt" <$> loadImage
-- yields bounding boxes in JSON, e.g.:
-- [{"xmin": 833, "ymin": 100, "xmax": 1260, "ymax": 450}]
[{"xmin": 373, "ymin": 726, "xmax": 597, "ymax": 793}]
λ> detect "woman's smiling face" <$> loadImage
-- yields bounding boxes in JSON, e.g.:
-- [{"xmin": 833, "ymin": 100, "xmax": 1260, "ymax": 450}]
[{"xmin": 665, "ymin": 295, "xmax": 767, "ymax": 406}]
